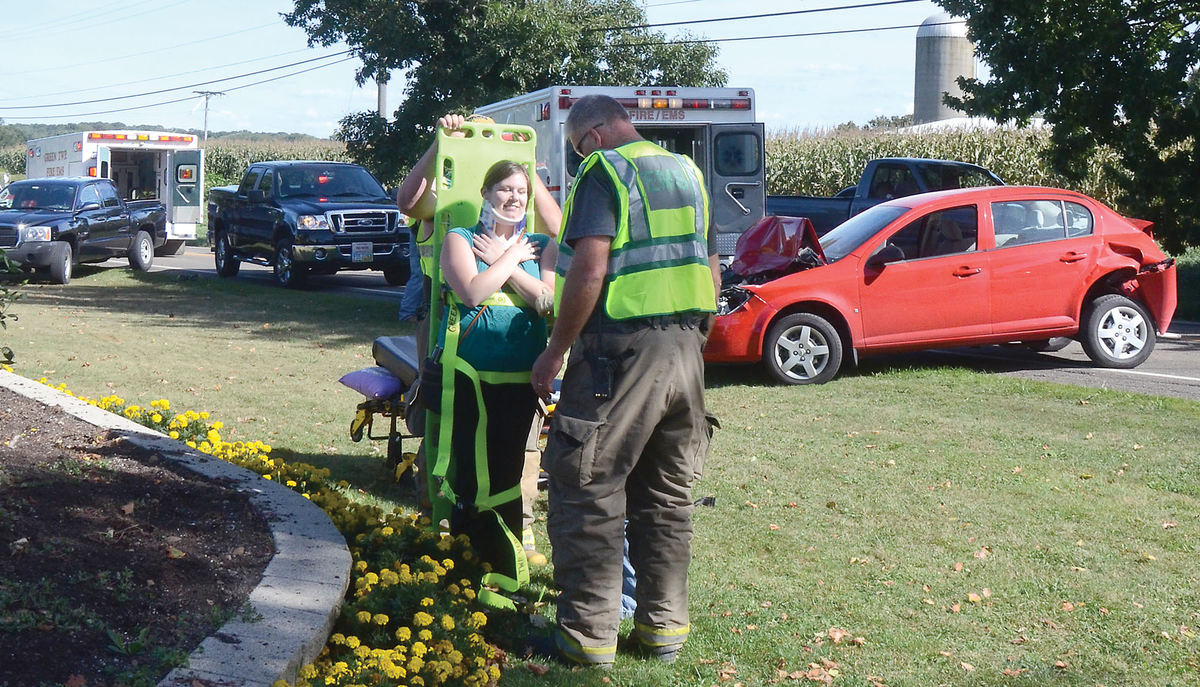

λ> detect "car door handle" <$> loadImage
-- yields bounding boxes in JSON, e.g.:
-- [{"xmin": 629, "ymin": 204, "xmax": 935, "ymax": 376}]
[
  {"xmin": 953, "ymin": 266, "xmax": 982, "ymax": 277},
  {"xmin": 1059, "ymin": 251, "xmax": 1087, "ymax": 263}
]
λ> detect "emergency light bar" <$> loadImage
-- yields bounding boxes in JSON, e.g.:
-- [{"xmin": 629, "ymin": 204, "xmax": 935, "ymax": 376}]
[
  {"xmin": 556, "ymin": 94, "xmax": 751, "ymax": 111},
  {"xmin": 86, "ymin": 133, "xmax": 194, "ymax": 143}
]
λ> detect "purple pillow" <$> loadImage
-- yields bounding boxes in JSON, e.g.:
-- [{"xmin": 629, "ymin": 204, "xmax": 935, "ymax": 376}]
[{"xmin": 339, "ymin": 366, "xmax": 405, "ymax": 400}]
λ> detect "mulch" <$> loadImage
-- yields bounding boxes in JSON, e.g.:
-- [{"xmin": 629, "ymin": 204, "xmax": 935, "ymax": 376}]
[{"xmin": 0, "ymin": 386, "xmax": 274, "ymax": 687}]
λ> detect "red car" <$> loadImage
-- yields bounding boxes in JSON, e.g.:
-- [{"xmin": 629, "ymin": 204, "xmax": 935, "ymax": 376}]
[{"xmin": 705, "ymin": 186, "xmax": 1178, "ymax": 384}]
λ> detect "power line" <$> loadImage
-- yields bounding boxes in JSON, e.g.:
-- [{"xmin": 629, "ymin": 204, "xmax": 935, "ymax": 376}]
[
  {"xmin": 2, "ymin": 0, "xmax": 162, "ymax": 42},
  {"xmin": 4, "ymin": 0, "xmax": 190, "ymax": 44},
  {"xmin": 2, "ymin": 48, "xmax": 315, "ymax": 102},
  {"xmin": 0, "ymin": 50, "xmax": 353, "ymax": 110},
  {"xmin": 13, "ymin": 21, "xmax": 285, "ymax": 77},
  {"xmin": 8, "ymin": 57, "xmax": 357, "ymax": 121},
  {"xmin": 613, "ymin": 19, "xmax": 963, "ymax": 47},
  {"xmin": 593, "ymin": 0, "xmax": 925, "ymax": 33}
]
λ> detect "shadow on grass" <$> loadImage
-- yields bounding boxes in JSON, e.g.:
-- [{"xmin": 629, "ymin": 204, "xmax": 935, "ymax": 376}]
[{"xmin": 15, "ymin": 266, "xmax": 406, "ymax": 349}]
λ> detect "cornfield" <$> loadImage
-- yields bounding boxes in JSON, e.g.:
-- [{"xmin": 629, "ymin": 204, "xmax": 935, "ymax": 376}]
[{"xmin": 765, "ymin": 126, "xmax": 1125, "ymax": 210}]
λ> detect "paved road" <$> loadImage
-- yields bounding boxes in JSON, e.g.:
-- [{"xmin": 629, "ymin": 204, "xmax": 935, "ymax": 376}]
[{"xmin": 151, "ymin": 247, "xmax": 1199, "ymax": 400}]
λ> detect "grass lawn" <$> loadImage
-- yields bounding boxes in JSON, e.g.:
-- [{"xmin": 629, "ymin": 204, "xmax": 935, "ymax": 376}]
[{"xmin": 3, "ymin": 266, "xmax": 1198, "ymax": 686}]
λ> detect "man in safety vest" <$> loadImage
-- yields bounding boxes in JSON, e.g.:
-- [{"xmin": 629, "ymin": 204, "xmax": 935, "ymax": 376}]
[{"xmin": 531, "ymin": 94, "xmax": 720, "ymax": 668}]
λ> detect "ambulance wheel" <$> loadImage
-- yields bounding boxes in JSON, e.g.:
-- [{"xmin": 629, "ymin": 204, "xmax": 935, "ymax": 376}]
[
  {"xmin": 129, "ymin": 231, "xmax": 154, "ymax": 272},
  {"xmin": 48, "ymin": 242, "xmax": 73, "ymax": 285},
  {"xmin": 273, "ymin": 238, "xmax": 306, "ymax": 288},
  {"xmin": 214, "ymin": 232, "xmax": 240, "ymax": 277}
]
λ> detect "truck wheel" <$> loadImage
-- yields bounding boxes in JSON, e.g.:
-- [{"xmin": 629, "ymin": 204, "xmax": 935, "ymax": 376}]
[
  {"xmin": 214, "ymin": 232, "xmax": 240, "ymax": 277},
  {"xmin": 273, "ymin": 238, "xmax": 306, "ymax": 288},
  {"xmin": 48, "ymin": 242, "xmax": 73, "ymax": 285},
  {"xmin": 1080, "ymin": 293, "xmax": 1155, "ymax": 368},
  {"xmin": 383, "ymin": 263, "xmax": 411, "ymax": 286},
  {"xmin": 156, "ymin": 239, "xmax": 187, "ymax": 257},
  {"xmin": 763, "ymin": 312, "xmax": 843, "ymax": 385},
  {"xmin": 128, "ymin": 231, "xmax": 154, "ymax": 271}
]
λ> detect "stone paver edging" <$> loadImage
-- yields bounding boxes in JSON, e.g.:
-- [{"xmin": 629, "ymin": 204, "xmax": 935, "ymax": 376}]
[{"xmin": 0, "ymin": 370, "xmax": 350, "ymax": 687}]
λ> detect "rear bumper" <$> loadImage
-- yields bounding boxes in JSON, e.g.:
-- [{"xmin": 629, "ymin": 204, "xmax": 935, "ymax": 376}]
[
  {"xmin": 3, "ymin": 241, "xmax": 57, "ymax": 269},
  {"xmin": 1136, "ymin": 258, "xmax": 1177, "ymax": 335}
]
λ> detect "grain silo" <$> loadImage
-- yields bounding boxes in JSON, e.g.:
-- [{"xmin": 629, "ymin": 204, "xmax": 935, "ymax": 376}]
[{"xmin": 913, "ymin": 12, "xmax": 975, "ymax": 125}]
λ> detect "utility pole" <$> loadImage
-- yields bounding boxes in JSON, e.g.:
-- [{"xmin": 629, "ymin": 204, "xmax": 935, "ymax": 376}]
[
  {"xmin": 376, "ymin": 73, "xmax": 389, "ymax": 117},
  {"xmin": 193, "ymin": 90, "xmax": 225, "ymax": 141}
]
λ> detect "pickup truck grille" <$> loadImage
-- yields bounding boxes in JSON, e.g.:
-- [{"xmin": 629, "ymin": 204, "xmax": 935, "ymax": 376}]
[
  {"xmin": 328, "ymin": 209, "xmax": 400, "ymax": 234},
  {"xmin": 0, "ymin": 227, "xmax": 17, "ymax": 248}
]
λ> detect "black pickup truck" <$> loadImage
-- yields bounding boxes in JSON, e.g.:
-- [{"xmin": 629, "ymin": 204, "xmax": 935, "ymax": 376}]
[
  {"xmin": 207, "ymin": 161, "xmax": 409, "ymax": 288},
  {"xmin": 766, "ymin": 158, "xmax": 1003, "ymax": 235},
  {"xmin": 0, "ymin": 177, "xmax": 166, "ymax": 284}
]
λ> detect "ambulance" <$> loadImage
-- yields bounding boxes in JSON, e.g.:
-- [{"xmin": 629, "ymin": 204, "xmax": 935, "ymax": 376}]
[
  {"xmin": 475, "ymin": 86, "xmax": 766, "ymax": 258},
  {"xmin": 24, "ymin": 130, "xmax": 204, "ymax": 255}
]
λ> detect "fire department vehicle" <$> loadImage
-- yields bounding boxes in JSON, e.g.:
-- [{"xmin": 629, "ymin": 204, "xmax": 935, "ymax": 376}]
[
  {"xmin": 475, "ymin": 85, "xmax": 766, "ymax": 258},
  {"xmin": 24, "ymin": 130, "xmax": 204, "ymax": 255}
]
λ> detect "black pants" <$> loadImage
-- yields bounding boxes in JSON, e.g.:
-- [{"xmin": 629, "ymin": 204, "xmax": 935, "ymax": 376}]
[{"xmin": 447, "ymin": 369, "xmax": 537, "ymax": 582}]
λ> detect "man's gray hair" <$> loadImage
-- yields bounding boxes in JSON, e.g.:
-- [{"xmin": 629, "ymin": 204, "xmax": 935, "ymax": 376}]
[{"xmin": 566, "ymin": 94, "xmax": 630, "ymax": 140}]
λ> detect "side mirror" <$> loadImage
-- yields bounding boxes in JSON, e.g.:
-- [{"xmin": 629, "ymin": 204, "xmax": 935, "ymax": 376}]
[
  {"xmin": 247, "ymin": 189, "xmax": 266, "ymax": 204},
  {"xmin": 867, "ymin": 244, "xmax": 905, "ymax": 269},
  {"xmin": 77, "ymin": 202, "xmax": 101, "ymax": 213}
]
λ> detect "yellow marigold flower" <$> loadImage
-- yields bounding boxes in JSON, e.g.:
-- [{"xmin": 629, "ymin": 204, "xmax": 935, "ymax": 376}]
[
  {"xmin": 372, "ymin": 613, "xmax": 389, "ymax": 626},
  {"xmin": 353, "ymin": 645, "xmax": 370, "ymax": 659},
  {"xmin": 286, "ymin": 480, "xmax": 297, "ymax": 488},
  {"xmin": 210, "ymin": 420, "xmax": 224, "ymax": 430},
  {"xmin": 409, "ymin": 674, "xmax": 425, "ymax": 687},
  {"xmin": 356, "ymin": 611, "xmax": 372, "ymax": 624},
  {"xmin": 441, "ymin": 558, "xmax": 454, "ymax": 570},
  {"xmin": 440, "ymin": 615, "xmax": 455, "ymax": 631},
  {"xmin": 395, "ymin": 626, "xmax": 412, "ymax": 642},
  {"xmin": 299, "ymin": 664, "xmax": 318, "ymax": 679},
  {"xmin": 380, "ymin": 526, "xmax": 394, "ymax": 536},
  {"xmin": 463, "ymin": 589, "xmax": 476, "ymax": 601},
  {"xmin": 207, "ymin": 430, "xmax": 221, "ymax": 443},
  {"xmin": 365, "ymin": 572, "xmax": 379, "ymax": 585},
  {"xmin": 345, "ymin": 635, "xmax": 360, "ymax": 649},
  {"xmin": 151, "ymin": 413, "xmax": 163, "ymax": 423},
  {"xmin": 169, "ymin": 431, "xmax": 179, "ymax": 440},
  {"xmin": 262, "ymin": 473, "xmax": 272, "ymax": 480},
  {"xmin": 420, "ymin": 597, "xmax": 434, "ymax": 607},
  {"xmin": 200, "ymin": 411, "xmax": 210, "ymax": 419},
  {"xmin": 331, "ymin": 633, "xmax": 346, "ymax": 645},
  {"xmin": 418, "ymin": 629, "xmax": 432, "ymax": 641},
  {"xmin": 413, "ymin": 611, "xmax": 433, "ymax": 627},
  {"xmin": 411, "ymin": 641, "xmax": 427, "ymax": 657},
  {"xmin": 469, "ymin": 611, "xmax": 487, "ymax": 628},
  {"xmin": 447, "ymin": 584, "xmax": 460, "ymax": 595}
]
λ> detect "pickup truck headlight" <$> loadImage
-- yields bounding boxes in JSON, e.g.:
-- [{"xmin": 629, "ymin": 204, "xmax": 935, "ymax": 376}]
[
  {"xmin": 20, "ymin": 225, "xmax": 53, "ymax": 242},
  {"xmin": 297, "ymin": 214, "xmax": 330, "ymax": 232}
]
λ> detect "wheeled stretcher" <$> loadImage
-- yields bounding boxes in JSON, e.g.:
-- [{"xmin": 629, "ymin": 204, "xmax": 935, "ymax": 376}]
[{"xmin": 346, "ymin": 335, "xmax": 423, "ymax": 484}]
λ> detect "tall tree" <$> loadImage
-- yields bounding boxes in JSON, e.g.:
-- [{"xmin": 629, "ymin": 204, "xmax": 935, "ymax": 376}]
[
  {"xmin": 284, "ymin": 0, "xmax": 727, "ymax": 182},
  {"xmin": 937, "ymin": 1, "xmax": 1200, "ymax": 251}
]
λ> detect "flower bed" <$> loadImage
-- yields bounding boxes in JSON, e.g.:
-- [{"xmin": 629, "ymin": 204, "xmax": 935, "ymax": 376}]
[{"xmin": 36, "ymin": 377, "xmax": 504, "ymax": 687}]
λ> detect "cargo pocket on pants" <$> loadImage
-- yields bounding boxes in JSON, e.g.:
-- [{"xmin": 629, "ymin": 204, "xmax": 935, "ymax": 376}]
[
  {"xmin": 544, "ymin": 414, "xmax": 605, "ymax": 488},
  {"xmin": 692, "ymin": 410, "xmax": 720, "ymax": 482}
]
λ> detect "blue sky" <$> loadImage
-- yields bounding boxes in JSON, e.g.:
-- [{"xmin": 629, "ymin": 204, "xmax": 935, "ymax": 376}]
[{"xmin": 0, "ymin": 0, "xmax": 954, "ymax": 138}]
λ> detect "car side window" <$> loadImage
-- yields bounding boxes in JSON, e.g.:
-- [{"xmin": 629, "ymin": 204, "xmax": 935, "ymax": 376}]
[
  {"xmin": 238, "ymin": 169, "xmax": 262, "ymax": 196},
  {"xmin": 992, "ymin": 199, "xmax": 1088, "ymax": 247},
  {"xmin": 256, "ymin": 171, "xmax": 274, "ymax": 197},
  {"xmin": 1064, "ymin": 201, "xmax": 1094, "ymax": 238},
  {"xmin": 78, "ymin": 184, "xmax": 101, "ymax": 208},
  {"xmin": 867, "ymin": 164, "xmax": 919, "ymax": 200},
  {"xmin": 97, "ymin": 183, "xmax": 121, "ymax": 208},
  {"xmin": 879, "ymin": 204, "xmax": 978, "ymax": 261}
]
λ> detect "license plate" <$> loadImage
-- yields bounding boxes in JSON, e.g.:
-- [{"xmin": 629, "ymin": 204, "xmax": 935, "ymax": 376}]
[{"xmin": 351, "ymin": 242, "xmax": 373, "ymax": 263}]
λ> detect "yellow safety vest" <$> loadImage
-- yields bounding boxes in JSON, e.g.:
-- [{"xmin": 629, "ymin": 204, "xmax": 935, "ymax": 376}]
[{"xmin": 555, "ymin": 140, "xmax": 715, "ymax": 320}]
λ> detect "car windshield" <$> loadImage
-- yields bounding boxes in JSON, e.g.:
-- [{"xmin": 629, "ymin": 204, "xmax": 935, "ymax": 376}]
[
  {"xmin": 277, "ymin": 166, "xmax": 387, "ymax": 200},
  {"xmin": 819, "ymin": 204, "xmax": 910, "ymax": 262},
  {"xmin": 0, "ymin": 183, "xmax": 76, "ymax": 211},
  {"xmin": 918, "ymin": 163, "xmax": 1003, "ymax": 192}
]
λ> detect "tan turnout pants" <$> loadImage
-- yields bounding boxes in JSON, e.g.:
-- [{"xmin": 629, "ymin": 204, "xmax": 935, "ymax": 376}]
[{"xmin": 544, "ymin": 321, "xmax": 712, "ymax": 665}]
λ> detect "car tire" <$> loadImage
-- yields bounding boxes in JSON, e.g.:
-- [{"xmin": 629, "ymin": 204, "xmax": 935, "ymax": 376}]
[
  {"xmin": 1080, "ymin": 293, "xmax": 1155, "ymax": 368},
  {"xmin": 128, "ymin": 231, "xmax": 154, "ymax": 272},
  {"xmin": 763, "ymin": 312, "xmax": 843, "ymax": 385},
  {"xmin": 383, "ymin": 263, "xmax": 411, "ymax": 287},
  {"xmin": 156, "ymin": 239, "xmax": 187, "ymax": 257},
  {"xmin": 273, "ymin": 238, "xmax": 306, "ymax": 288},
  {"xmin": 1025, "ymin": 337, "xmax": 1072, "ymax": 353},
  {"xmin": 214, "ymin": 232, "xmax": 240, "ymax": 277},
  {"xmin": 48, "ymin": 242, "xmax": 72, "ymax": 285}
]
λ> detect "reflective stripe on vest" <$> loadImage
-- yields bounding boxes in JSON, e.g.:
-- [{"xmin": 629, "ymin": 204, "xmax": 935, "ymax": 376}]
[{"xmin": 554, "ymin": 140, "xmax": 715, "ymax": 320}]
